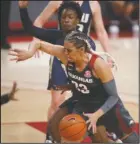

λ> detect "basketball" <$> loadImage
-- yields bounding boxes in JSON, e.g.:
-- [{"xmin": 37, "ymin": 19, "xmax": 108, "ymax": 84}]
[{"xmin": 59, "ymin": 114, "xmax": 87, "ymax": 141}]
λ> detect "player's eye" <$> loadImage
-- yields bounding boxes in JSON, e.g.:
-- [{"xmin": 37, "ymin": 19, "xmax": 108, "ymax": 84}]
[
  {"xmin": 64, "ymin": 48, "xmax": 72, "ymax": 53},
  {"xmin": 69, "ymin": 15, "xmax": 74, "ymax": 19}
]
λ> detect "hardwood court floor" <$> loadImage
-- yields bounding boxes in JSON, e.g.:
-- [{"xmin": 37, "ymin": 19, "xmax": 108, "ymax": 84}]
[
  {"xmin": 1, "ymin": 88, "xmax": 139, "ymax": 143},
  {"xmin": 1, "ymin": 37, "xmax": 139, "ymax": 143}
]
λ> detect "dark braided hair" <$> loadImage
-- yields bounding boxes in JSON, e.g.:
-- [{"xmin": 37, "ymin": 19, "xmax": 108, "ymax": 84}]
[
  {"xmin": 58, "ymin": 1, "xmax": 82, "ymax": 21},
  {"xmin": 65, "ymin": 31, "xmax": 96, "ymax": 53}
]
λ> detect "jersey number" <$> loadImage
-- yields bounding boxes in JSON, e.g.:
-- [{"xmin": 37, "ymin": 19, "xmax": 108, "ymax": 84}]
[
  {"xmin": 72, "ymin": 81, "xmax": 89, "ymax": 94},
  {"xmin": 77, "ymin": 13, "xmax": 90, "ymax": 32}
]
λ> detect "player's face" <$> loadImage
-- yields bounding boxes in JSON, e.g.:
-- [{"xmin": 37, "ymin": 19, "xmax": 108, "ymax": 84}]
[
  {"xmin": 64, "ymin": 41, "xmax": 83, "ymax": 62},
  {"xmin": 61, "ymin": 9, "xmax": 80, "ymax": 32}
]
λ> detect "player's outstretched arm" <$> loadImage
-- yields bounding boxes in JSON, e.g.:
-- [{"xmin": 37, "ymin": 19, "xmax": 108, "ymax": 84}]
[
  {"xmin": 32, "ymin": 1, "xmax": 62, "ymax": 57},
  {"xmin": 19, "ymin": 1, "xmax": 63, "ymax": 42},
  {"xmin": 8, "ymin": 41, "xmax": 67, "ymax": 65}
]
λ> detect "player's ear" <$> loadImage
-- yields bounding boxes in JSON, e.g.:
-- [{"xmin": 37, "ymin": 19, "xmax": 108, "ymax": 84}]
[{"xmin": 79, "ymin": 47, "xmax": 85, "ymax": 52}]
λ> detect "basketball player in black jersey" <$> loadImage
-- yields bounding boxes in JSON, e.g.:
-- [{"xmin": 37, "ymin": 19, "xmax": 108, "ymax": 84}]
[
  {"xmin": 9, "ymin": 31, "xmax": 139, "ymax": 143},
  {"xmin": 18, "ymin": 1, "xmax": 118, "ymax": 143},
  {"xmin": 18, "ymin": 0, "xmax": 116, "ymax": 117},
  {"xmin": 20, "ymin": 1, "xmax": 113, "ymax": 126}
]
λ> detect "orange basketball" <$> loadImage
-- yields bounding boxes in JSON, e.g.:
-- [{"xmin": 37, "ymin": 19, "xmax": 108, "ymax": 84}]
[{"xmin": 59, "ymin": 114, "xmax": 87, "ymax": 141}]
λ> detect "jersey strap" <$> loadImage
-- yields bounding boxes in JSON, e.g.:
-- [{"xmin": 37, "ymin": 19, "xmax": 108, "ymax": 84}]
[{"xmin": 89, "ymin": 54, "xmax": 99, "ymax": 70}]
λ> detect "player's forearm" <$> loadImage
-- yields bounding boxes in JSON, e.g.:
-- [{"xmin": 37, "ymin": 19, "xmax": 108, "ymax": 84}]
[
  {"xmin": 19, "ymin": 8, "xmax": 35, "ymax": 35},
  {"xmin": 94, "ymin": 79, "xmax": 119, "ymax": 119},
  {"xmin": 39, "ymin": 41, "xmax": 55, "ymax": 55},
  {"xmin": 97, "ymin": 30, "xmax": 111, "ymax": 52},
  {"xmin": 33, "ymin": 19, "xmax": 43, "ymax": 41},
  {"xmin": 101, "ymin": 79, "xmax": 119, "ymax": 113}
]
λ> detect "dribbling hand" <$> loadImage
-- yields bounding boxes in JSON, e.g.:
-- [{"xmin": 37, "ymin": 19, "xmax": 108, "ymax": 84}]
[{"xmin": 83, "ymin": 112, "xmax": 98, "ymax": 134}]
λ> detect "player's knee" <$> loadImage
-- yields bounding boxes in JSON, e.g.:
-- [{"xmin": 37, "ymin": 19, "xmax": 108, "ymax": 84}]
[{"xmin": 122, "ymin": 132, "xmax": 139, "ymax": 143}]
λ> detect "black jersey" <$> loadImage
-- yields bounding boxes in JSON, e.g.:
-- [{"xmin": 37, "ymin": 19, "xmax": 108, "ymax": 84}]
[{"xmin": 67, "ymin": 54, "xmax": 109, "ymax": 106}]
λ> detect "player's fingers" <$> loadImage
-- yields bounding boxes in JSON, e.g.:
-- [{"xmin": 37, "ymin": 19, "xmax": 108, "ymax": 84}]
[
  {"xmin": 10, "ymin": 57, "xmax": 18, "ymax": 61},
  {"xmin": 9, "ymin": 48, "xmax": 15, "ymax": 53},
  {"xmin": 35, "ymin": 51, "xmax": 40, "ymax": 58},
  {"xmin": 92, "ymin": 126, "xmax": 95, "ymax": 134},
  {"xmin": 93, "ymin": 125, "xmax": 97, "ymax": 133},
  {"xmin": 14, "ymin": 49, "xmax": 22, "ymax": 53},
  {"xmin": 88, "ymin": 123, "xmax": 92, "ymax": 131},
  {"xmin": 8, "ymin": 51, "xmax": 18, "ymax": 56},
  {"xmin": 11, "ymin": 82, "xmax": 17, "ymax": 92},
  {"xmin": 11, "ymin": 98, "xmax": 19, "ymax": 101},
  {"xmin": 83, "ymin": 112, "xmax": 90, "ymax": 117},
  {"xmin": 37, "ymin": 51, "xmax": 41, "ymax": 58},
  {"xmin": 86, "ymin": 119, "xmax": 90, "ymax": 124},
  {"xmin": 36, "ymin": 51, "xmax": 40, "ymax": 58}
]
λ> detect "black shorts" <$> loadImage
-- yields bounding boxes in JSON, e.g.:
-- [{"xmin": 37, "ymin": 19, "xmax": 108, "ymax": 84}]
[{"xmin": 59, "ymin": 98, "xmax": 135, "ymax": 138}]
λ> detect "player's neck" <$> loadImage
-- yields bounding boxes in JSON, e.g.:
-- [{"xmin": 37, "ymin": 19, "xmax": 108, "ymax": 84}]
[
  {"xmin": 63, "ymin": 28, "xmax": 76, "ymax": 36},
  {"xmin": 75, "ymin": 53, "xmax": 89, "ymax": 71}
]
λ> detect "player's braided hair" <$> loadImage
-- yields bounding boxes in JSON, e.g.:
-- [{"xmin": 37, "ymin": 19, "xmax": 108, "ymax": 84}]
[
  {"xmin": 65, "ymin": 30, "xmax": 96, "ymax": 53},
  {"xmin": 58, "ymin": 1, "xmax": 82, "ymax": 21},
  {"xmin": 65, "ymin": 31, "xmax": 118, "ymax": 71}
]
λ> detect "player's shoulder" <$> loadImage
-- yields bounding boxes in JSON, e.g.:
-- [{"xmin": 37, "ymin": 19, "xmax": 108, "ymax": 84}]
[
  {"xmin": 89, "ymin": 54, "xmax": 107, "ymax": 69},
  {"xmin": 93, "ymin": 56, "xmax": 109, "ymax": 72}
]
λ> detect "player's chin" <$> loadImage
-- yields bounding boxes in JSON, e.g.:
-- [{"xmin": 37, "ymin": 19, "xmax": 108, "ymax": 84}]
[{"xmin": 64, "ymin": 26, "xmax": 74, "ymax": 32}]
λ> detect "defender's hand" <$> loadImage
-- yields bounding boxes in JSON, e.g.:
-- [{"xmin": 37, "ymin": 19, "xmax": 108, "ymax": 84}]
[{"xmin": 9, "ymin": 81, "xmax": 19, "ymax": 101}]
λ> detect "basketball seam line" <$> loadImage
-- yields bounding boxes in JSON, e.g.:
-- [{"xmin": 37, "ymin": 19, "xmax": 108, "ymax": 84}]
[
  {"xmin": 64, "ymin": 125, "xmax": 86, "ymax": 139},
  {"xmin": 59, "ymin": 122, "xmax": 85, "ymax": 131}
]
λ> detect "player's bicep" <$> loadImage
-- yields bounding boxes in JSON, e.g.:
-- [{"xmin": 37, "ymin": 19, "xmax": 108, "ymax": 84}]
[
  {"xmin": 40, "ymin": 41, "xmax": 67, "ymax": 65},
  {"xmin": 93, "ymin": 58, "xmax": 113, "ymax": 83}
]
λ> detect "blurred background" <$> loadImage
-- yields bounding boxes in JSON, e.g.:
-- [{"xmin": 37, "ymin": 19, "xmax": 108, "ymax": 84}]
[
  {"xmin": 1, "ymin": 1, "xmax": 139, "ymax": 143},
  {"xmin": 0, "ymin": 0, "xmax": 139, "ymax": 49}
]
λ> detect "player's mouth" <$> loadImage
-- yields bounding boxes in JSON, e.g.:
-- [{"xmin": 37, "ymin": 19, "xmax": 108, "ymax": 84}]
[{"xmin": 67, "ymin": 56, "xmax": 73, "ymax": 61}]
